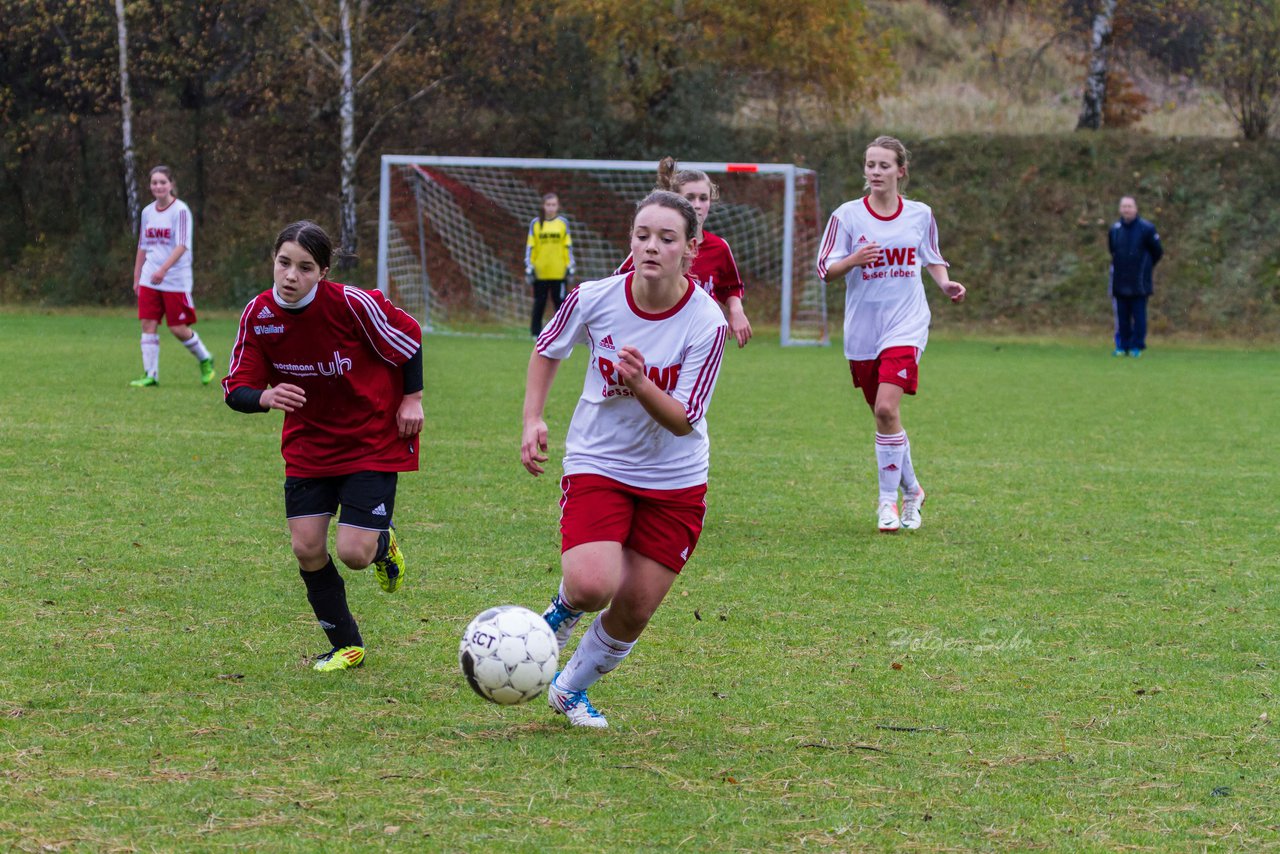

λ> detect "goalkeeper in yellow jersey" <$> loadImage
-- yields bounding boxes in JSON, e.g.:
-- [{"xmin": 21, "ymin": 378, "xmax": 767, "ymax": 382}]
[{"xmin": 525, "ymin": 192, "xmax": 575, "ymax": 336}]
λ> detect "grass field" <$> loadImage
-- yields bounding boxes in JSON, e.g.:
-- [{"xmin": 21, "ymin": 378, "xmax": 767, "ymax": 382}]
[{"xmin": 1, "ymin": 310, "xmax": 1277, "ymax": 852}]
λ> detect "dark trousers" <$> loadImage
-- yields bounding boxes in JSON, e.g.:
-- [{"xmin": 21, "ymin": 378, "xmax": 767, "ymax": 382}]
[
  {"xmin": 531, "ymin": 279, "xmax": 566, "ymax": 336},
  {"xmin": 1113, "ymin": 295, "xmax": 1148, "ymax": 352}
]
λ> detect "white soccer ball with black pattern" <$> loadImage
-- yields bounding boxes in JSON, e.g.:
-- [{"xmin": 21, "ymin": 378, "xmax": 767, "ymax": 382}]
[{"xmin": 458, "ymin": 605, "xmax": 559, "ymax": 705}]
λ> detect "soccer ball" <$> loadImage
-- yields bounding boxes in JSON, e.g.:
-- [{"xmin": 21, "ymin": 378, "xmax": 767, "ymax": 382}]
[{"xmin": 458, "ymin": 605, "xmax": 559, "ymax": 705}]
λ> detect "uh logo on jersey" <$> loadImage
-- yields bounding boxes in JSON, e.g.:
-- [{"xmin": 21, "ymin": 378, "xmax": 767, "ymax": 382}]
[
  {"xmin": 596, "ymin": 349, "xmax": 681, "ymax": 399},
  {"xmin": 273, "ymin": 350, "xmax": 353, "ymax": 378}
]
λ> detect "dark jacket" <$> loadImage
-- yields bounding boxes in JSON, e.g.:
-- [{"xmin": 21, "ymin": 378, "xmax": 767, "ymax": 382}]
[{"xmin": 1108, "ymin": 216, "xmax": 1163, "ymax": 298}]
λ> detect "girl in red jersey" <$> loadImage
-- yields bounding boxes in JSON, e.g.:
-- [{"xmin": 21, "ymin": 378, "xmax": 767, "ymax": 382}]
[
  {"xmin": 223, "ymin": 221, "xmax": 423, "ymax": 672},
  {"xmin": 130, "ymin": 165, "xmax": 216, "ymax": 387},
  {"xmin": 816, "ymin": 136, "xmax": 965, "ymax": 534},
  {"xmin": 523, "ymin": 191, "xmax": 729, "ymax": 728},
  {"xmin": 617, "ymin": 157, "xmax": 753, "ymax": 348}
]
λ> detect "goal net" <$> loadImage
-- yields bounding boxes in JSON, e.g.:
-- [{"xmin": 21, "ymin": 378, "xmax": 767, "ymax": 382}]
[{"xmin": 376, "ymin": 156, "xmax": 827, "ymax": 345}]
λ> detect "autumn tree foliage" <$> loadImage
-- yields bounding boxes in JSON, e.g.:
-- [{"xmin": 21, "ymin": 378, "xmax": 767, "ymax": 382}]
[{"xmin": 1204, "ymin": 0, "xmax": 1280, "ymax": 140}]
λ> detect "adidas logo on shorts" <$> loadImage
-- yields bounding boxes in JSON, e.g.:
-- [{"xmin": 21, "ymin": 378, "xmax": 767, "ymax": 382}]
[
  {"xmin": 371, "ymin": 503, "xmax": 387, "ymax": 516},
  {"xmin": 256, "ymin": 305, "xmax": 276, "ymax": 320}
]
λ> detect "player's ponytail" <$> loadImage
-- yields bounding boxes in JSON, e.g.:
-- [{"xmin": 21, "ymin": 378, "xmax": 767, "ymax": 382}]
[{"xmin": 655, "ymin": 157, "xmax": 720, "ymax": 202}]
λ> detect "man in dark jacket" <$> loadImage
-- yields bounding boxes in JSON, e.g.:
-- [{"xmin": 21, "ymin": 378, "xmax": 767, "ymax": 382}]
[{"xmin": 1108, "ymin": 195, "xmax": 1163, "ymax": 357}]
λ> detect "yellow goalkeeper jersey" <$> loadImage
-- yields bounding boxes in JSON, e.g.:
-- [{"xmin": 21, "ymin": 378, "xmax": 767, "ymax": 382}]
[{"xmin": 525, "ymin": 216, "xmax": 574, "ymax": 280}]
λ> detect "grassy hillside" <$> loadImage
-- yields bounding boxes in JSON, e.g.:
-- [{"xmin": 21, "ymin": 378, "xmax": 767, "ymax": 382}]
[
  {"xmin": 810, "ymin": 133, "xmax": 1280, "ymax": 338},
  {"xmin": 866, "ymin": 0, "xmax": 1235, "ymax": 138}
]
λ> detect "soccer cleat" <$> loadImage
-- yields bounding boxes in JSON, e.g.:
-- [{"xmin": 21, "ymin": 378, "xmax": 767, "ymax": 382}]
[
  {"xmin": 129, "ymin": 374, "xmax": 159, "ymax": 387},
  {"xmin": 542, "ymin": 594, "xmax": 584, "ymax": 653},
  {"xmin": 547, "ymin": 673, "xmax": 608, "ymax": 728},
  {"xmin": 373, "ymin": 526, "xmax": 405, "ymax": 593},
  {"xmin": 1129, "ymin": 349, "xmax": 1142, "ymax": 358},
  {"xmin": 900, "ymin": 484, "xmax": 926, "ymax": 531},
  {"xmin": 1112, "ymin": 348, "xmax": 1125, "ymax": 357},
  {"xmin": 877, "ymin": 500, "xmax": 901, "ymax": 533},
  {"xmin": 313, "ymin": 645, "xmax": 365, "ymax": 672},
  {"xmin": 199, "ymin": 357, "xmax": 216, "ymax": 385}
]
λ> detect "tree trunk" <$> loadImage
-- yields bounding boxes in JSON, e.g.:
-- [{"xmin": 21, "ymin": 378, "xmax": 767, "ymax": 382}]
[
  {"xmin": 1076, "ymin": 0, "xmax": 1117, "ymax": 131},
  {"xmin": 114, "ymin": 0, "xmax": 140, "ymax": 234},
  {"xmin": 338, "ymin": 0, "xmax": 358, "ymax": 269}
]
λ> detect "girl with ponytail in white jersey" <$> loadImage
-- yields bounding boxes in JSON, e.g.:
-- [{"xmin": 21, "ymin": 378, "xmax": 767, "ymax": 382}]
[
  {"xmin": 816, "ymin": 136, "xmax": 966, "ymax": 533},
  {"xmin": 522, "ymin": 191, "xmax": 729, "ymax": 728},
  {"xmin": 617, "ymin": 158, "xmax": 752, "ymax": 348},
  {"xmin": 130, "ymin": 165, "xmax": 216, "ymax": 387}
]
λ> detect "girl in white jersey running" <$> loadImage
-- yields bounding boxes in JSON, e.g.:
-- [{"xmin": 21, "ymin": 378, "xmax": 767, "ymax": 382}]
[
  {"xmin": 130, "ymin": 165, "xmax": 216, "ymax": 387},
  {"xmin": 817, "ymin": 136, "xmax": 965, "ymax": 533},
  {"xmin": 522, "ymin": 191, "xmax": 729, "ymax": 728}
]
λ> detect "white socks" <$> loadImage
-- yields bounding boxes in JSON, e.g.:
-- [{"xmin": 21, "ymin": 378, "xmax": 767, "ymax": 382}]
[
  {"xmin": 557, "ymin": 617, "xmax": 635, "ymax": 693},
  {"xmin": 875, "ymin": 431, "xmax": 906, "ymax": 503},
  {"xmin": 140, "ymin": 333, "xmax": 160, "ymax": 378},
  {"xmin": 181, "ymin": 331, "xmax": 211, "ymax": 361},
  {"xmin": 899, "ymin": 433, "xmax": 919, "ymax": 495}
]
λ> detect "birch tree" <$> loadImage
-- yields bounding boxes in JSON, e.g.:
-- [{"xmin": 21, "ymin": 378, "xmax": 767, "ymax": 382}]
[
  {"xmin": 1076, "ymin": 0, "xmax": 1118, "ymax": 130},
  {"xmin": 114, "ymin": 0, "xmax": 139, "ymax": 235},
  {"xmin": 295, "ymin": 0, "xmax": 443, "ymax": 269}
]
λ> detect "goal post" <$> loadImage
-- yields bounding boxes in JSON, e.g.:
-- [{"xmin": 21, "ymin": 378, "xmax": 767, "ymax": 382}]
[{"xmin": 377, "ymin": 155, "xmax": 828, "ymax": 345}]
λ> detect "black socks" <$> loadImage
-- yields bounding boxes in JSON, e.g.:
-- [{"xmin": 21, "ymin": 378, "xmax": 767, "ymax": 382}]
[{"xmin": 300, "ymin": 558, "xmax": 363, "ymax": 649}]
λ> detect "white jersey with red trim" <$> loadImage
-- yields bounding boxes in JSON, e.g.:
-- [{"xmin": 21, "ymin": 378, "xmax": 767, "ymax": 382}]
[
  {"xmin": 535, "ymin": 272, "xmax": 729, "ymax": 489},
  {"xmin": 137, "ymin": 199, "xmax": 194, "ymax": 293},
  {"xmin": 816, "ymin": 196, "xmax": 947, "ymax": 360}
]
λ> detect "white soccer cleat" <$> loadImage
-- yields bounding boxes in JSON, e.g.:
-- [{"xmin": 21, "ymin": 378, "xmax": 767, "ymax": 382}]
[
  {"xmin": 900, "ymin": 484, "xmax": 926, "ymax": 530},
  {"xmin": 547, "ymin": 673, "xmax": 608, "ymax": 728},
  {"xmin": 877, "ymin": 500, "xmax": 900, "ymax": 533}
]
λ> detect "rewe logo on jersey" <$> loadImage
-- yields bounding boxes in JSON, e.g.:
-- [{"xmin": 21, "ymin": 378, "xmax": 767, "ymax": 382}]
[
  {"xmin": 596, "ymin": 356, "xmax": 681, "ymax": 397},
  {"xmin": 256, "ymin": 305, "xmax": 276, "ymax": 320},
  {"xmin": 598, "ymin": 334, "xmax": 616, "ymax": 351},
  {"xmin": 864, "ymin": 246, "xmax": 918, "ymax": 269}
]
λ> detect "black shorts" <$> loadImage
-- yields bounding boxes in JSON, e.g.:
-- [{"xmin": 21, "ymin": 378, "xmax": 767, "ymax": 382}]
[{"xmin": 283, "ymin": 471, "xmax": 398, "ymax": 531}]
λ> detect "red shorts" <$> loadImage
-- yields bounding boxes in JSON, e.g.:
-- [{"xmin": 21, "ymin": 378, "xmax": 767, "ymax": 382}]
[
  {"xmin": 848, "ymin": 346, "xmax": 920, "ymax": 408},
  {"xmin": 559, "ymin": 473, "xmax": 707, "ymax": 573},
  {"xmin": 137, "ymin": 286, "xmax": 198, "ymax": 326}
]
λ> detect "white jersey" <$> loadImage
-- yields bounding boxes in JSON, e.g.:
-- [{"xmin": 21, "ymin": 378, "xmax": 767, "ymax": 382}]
[
  {"xmin": 816, "ymin": 196, "xmax": 947, "ymax": 360},
  {"xmin": 137, "ymin": 199, "xmax": 194, "ymax": 293},
  {"xmin": 535, "ymin": 272, "xmax": 729, "ymax": 489}
]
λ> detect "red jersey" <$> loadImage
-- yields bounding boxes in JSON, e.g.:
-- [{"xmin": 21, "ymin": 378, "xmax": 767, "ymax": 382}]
[
  {"xmin": 616, "ymin": 231, "xmax": 744, "ymax": 305},
  {"xmin": 224, "ymin": 280, "xmax": 422, "ymax": 478}
]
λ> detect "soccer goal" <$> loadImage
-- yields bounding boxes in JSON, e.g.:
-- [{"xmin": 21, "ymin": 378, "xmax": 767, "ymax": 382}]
[{"xmin": 376, "ymin": 155, "xmax": 828, "ymax": 345}]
